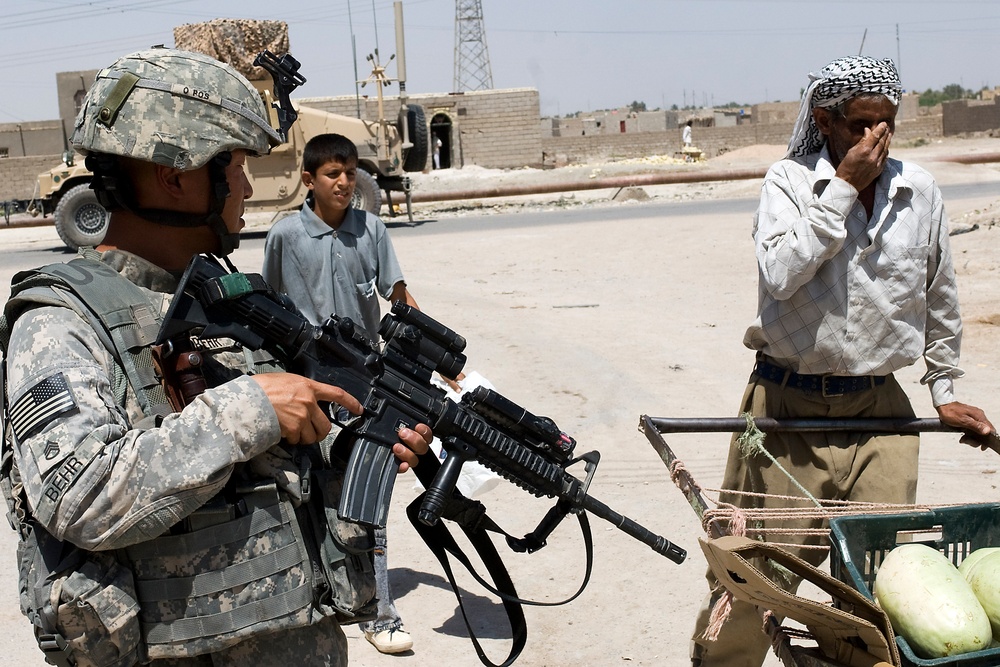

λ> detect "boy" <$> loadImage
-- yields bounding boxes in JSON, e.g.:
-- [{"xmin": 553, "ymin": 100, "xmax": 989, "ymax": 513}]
[{"xmin": 262, "ymin": 133, "xmax": 416, "ymax": 654}]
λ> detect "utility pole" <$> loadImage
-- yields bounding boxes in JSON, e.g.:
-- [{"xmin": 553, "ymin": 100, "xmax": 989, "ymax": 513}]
[
  {"xmin": 896, "ymin": 23, "xmax": 903, "ymax": 81},
  {"xmin": 453, "ymin": 0, "xmax": 494, "ymax": 92},
  {"xmin": 347, "ymin": 0, "xmax": 361, "ymax": 118}
]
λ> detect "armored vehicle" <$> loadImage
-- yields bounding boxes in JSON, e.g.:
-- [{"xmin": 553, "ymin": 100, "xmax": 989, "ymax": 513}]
[{"xmin": 35, "ymin": 17, "xmax": 428, "ymax": 250}]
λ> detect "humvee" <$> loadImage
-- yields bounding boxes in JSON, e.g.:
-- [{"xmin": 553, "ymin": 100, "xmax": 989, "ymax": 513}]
[
  {"xmin": 35, "ymin": 18, "xmax": 428, "ymax": 250},
  {"xmin": 36, "ymin": 84, "xmax": 428, "ymax": 251}
]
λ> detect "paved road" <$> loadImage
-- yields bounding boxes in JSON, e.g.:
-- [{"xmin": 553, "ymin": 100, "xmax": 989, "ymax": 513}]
[{"xmin": 0, "ymin": 180, "xmax": 998, "ymax": 666}]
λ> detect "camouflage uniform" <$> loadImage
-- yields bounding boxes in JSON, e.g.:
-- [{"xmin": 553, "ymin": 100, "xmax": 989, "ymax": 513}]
[
  {"xmin": 2, "ymin": 49, "xmax": 367, "ymax": 667},
  {"xmin": 5, "ymin": 250, "xmax": 356, "ymax": 666}
]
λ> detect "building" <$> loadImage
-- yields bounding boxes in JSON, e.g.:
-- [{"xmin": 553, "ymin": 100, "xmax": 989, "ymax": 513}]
[{"xmin": 298, "ymin": 88, "xmax": 542, "ymax": 170}]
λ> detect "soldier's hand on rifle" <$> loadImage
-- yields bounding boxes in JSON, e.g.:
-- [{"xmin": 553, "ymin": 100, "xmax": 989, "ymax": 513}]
[
  {"xmin": 253, "ymin": 373, "xmax": 363, "ymax": 445},
  {"xmin": 937, "ymin": 401, "xmax": 999, "ymax": 453},
  {"xmin": 393, "ymin": 424, "xmax": 433, "ymax": 473}
]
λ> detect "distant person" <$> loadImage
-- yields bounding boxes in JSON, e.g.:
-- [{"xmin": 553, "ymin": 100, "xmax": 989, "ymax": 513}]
[
  {"xmin": 262, "ymin": 133, "xmax": 419, "ymax": 655},
  {"xmin": 689, "ymin": 55, "xmax": 997, "ymax": 667},
  {"xmin": 433, "ymin": 134, "xmax": 443, "ymax": 169},
  {"xmin": 682, "ymin": 119, "xmax": 693, "ymax": 147}
]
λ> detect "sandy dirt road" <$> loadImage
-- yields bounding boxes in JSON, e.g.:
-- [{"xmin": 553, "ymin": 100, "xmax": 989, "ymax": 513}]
[{"xmin": 0, "ymin": 137, "xmax": 999, "ymax": 666}]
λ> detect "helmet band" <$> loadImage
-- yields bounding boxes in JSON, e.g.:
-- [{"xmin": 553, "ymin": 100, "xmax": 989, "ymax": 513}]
[{"xmin": 97, "ymin": 69, "xmax": 281, "ymax": 145}]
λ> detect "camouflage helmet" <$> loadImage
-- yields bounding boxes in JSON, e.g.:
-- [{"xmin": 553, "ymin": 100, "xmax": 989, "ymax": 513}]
[{"xmin": 72, "ymin": 47, "xmax": 282, "ymax": 170}]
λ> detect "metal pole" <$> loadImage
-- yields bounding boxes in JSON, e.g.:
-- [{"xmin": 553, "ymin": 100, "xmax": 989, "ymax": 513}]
[
  {"xmin": 645, "ymin": 416, "xmax": 957, "ymax": 434},
  {"xmin": 407, "ymin": 166, "xmax": 768, "ymax": 203},
  {"xmin": 348, "ymin": 0, "xmax": 361, "ymax": 119}
]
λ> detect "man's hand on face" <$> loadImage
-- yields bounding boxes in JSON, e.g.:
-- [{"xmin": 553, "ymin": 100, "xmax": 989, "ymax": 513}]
[{"xmin": 835, "ymin": 121, "xmax": 892, "ymax": 192}]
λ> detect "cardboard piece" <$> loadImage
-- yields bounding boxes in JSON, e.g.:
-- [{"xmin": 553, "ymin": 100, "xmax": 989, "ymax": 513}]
[{"xmin": 699, "ymin": 535, "xmax": 899, "ymax": 667}]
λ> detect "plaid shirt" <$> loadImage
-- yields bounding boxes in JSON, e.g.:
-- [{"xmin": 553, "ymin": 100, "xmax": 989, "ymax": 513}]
[{"xmin": 744, "ymin": 145, "xmax": 963, "ymax": 407}]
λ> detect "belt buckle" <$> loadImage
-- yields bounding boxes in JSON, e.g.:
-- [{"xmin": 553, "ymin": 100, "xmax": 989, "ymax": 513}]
[
  {"xmin": 821, "ymin": 376, "xmax": 844, "ymax": 398},
  {"xmin": 821, "ymin": 376, "xmax": 875, "ymax": 397}
]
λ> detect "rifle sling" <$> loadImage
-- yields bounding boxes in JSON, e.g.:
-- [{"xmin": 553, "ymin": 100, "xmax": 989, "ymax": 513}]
[{"xmin": 406, "ymin": 492, "xmax": 594, "ymax": 667}]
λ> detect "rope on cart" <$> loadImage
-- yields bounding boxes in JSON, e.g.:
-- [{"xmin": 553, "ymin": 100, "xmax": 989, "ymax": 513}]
[
  {"xmin": 678, "ymin": 414, "xmax": 947, "ymax": 645},
  {"xmin": 641, "ymin": 412, "xmax": 971, "ymax": 666},
  {"xmin": 736, "ymin": 412, "xmax": 822, "ymax": 507},
  {"xmin": 668, "ymin": 458, "xmax": 939, "ymax": 552}
]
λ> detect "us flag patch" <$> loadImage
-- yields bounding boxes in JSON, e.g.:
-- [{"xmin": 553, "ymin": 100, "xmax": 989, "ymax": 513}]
[{"xmin": 10, "ymin": 372, "xmax": 78, "ymax": 442}]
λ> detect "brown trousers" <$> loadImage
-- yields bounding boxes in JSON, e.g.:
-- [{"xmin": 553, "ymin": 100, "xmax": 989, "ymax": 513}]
[{"xmin": 690, "ymin": 371, "xmax": 919, "ymax": 667}]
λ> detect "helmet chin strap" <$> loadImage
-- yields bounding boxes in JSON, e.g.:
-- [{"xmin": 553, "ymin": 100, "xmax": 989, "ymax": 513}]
[
  {"xmin": 203, "ymin": 152, "xmax": 241, "ymax": 256},
  {"xmin": 87, "ymin": 152, "xmax": 240, "ymax": 255}
]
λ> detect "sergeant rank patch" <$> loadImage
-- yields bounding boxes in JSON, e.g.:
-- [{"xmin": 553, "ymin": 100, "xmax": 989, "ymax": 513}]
[{"xmin": 10, "ymin": 372, "xmax": 78, "ymax": 442}]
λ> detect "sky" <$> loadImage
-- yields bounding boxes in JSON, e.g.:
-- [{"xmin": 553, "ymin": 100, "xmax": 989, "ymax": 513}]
[{"xmin": 2, "ymin": 0, "xmax": 999, "ymax": 124}]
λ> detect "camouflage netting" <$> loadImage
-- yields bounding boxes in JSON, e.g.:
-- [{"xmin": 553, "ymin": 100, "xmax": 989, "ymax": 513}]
[{"xmin": 173, "ymin": 19, "xmax": 289, "ymax": 81}]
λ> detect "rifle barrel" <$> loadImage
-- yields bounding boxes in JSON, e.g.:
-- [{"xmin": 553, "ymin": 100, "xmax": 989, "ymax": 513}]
[{"xmin": 579, "ymin": 493, "xmax": 687, "ymax": 564}]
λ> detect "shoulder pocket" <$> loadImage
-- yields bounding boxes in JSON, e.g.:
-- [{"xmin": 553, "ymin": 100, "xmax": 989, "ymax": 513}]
[{"xmin": 18, "ymin": 525, "xmax": 141, "ymax": 667}]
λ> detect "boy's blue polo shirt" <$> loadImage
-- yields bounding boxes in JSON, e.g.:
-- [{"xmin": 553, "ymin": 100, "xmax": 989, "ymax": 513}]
[{"xmin": 261, "ymin": 202, "xmax": 405, "ymax": 343}]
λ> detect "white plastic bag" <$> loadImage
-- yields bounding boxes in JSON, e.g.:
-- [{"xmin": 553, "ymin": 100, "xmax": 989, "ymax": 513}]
[{"xmin": 415, "ymin": 371, "xmax": 502, "ymax": 498}]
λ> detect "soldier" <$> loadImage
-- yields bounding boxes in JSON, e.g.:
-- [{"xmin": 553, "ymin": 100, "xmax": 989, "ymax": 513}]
[{"xmin": 0, "ymin": 48, "xmax": 431, "ymax": 667}]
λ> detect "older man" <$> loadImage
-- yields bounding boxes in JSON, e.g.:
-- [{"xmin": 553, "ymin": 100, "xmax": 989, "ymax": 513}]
[{"xmin": 689, "ymin": 55, "xmax": 996, "ymax": 667}]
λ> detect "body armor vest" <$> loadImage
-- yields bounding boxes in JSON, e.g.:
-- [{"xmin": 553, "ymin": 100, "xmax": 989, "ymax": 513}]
[{"xmin": 0, "ymin": 251, "xmax": 375, "ymax": 666}]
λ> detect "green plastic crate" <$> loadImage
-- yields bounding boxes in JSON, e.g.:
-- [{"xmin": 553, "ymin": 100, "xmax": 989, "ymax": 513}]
[{"xmin": 829, "ymin": 503, "xmax": 1000, "ymax": 667}]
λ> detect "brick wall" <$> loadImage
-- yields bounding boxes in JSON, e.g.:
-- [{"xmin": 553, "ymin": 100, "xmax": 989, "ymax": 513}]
[
  {"xmin": 0, "ymin": 122, "xmax": 65, "ymax": 158},
  {"xmin": 0, "ymin": 155, "xmax": 62, "ymax": 201},
  {"xmin": 540, "ymin": 116, "xmax": 944, "ymax": 166},
  {"xmin": 298, "ymin": 88, "xmax": 543, "ymax": 169},
  {"xmin": 542, "ymin": 123, "xmax": 794, "ymax": 165},
  {"xmin": 942, "ymin": 98, "xmax": 1000, "ymax": 135},
  {"xmin": 899, "ymin": 115, "xmax": 944, "ymax": 141}
]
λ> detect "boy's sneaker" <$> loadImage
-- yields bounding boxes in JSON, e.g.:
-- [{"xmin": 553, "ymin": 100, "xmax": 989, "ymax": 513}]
[{"xmin": 365, "ymin": 628, "xmax": 414, "ymax": 654}]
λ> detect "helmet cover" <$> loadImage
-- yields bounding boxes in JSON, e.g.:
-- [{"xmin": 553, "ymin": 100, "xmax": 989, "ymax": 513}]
[{"xmin": 72, "ymin": 47, "xmax": 282, "ymax": 170}]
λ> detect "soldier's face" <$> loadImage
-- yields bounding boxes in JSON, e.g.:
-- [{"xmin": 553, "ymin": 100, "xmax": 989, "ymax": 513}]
[{"xmin": 220, "ymin": 150, "xmax": 253, "ymax": 234}]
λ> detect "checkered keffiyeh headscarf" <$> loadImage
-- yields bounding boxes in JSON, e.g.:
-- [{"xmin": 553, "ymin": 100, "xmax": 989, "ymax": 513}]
[{"xmin": 785, "ymin": 56, "xmax": 902, "ymax": 158}]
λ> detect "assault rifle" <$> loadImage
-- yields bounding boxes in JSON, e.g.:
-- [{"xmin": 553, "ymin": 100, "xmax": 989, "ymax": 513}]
[{"xmin": 154, "ymin": 255, "xmax": 686, "ymax": 567}]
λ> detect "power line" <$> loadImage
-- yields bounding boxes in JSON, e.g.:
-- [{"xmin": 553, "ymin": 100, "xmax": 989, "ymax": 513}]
[{"xmin": 1, "ymin": 0, "xmax": 198, "ymax": 31}]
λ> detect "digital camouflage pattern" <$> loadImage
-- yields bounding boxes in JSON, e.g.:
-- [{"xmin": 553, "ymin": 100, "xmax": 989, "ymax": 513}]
[
  {"xmin": 6, "ymin": 253, "xmax": 281, "ymax": 550},
  {"xmin": 150, "ymin": 616, "xmax": 348, "ymax": 667},
  {"xmin": 3, "ymin": 250, "xmax": 365, "ymax": 665},
  {"xmin": 71, "ymin": 48, "xmax": 282, "ymax": 170}
]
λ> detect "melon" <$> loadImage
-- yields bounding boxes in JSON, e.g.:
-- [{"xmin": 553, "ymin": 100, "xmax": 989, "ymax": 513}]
[
  {"xmin": 959, "ymin": 547, "xmax": 1000, "ymax": 578},
  {"xmin": 966, "ymin": 550, "xmax": 1000, "ymax": 639},
  {"xmin": 874, "ymin": 543, "xmax": 992, "ymax": 658}
]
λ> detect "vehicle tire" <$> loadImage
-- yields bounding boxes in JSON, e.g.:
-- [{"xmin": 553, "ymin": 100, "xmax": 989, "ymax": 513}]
[
  {"xmin": 352, "ymin": 169, "xmax": 383, "ymax": 214},
  {"xmin": 53, "ymin": 183, "xmax": 109, "ymax": 250},
  {"xmin": 402, "ymin": 104, "xmax": 429, "ymax": 172}
]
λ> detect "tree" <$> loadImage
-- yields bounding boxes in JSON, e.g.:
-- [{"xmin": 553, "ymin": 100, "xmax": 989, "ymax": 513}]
[
  {"xmin": 942, "ymin": 83, "xmax": 969, "ymax": 100},
  {"xmin": 628, "ymin": 100, "xmax": 647, "ymax": 113},
  {"xmin": 919, "ymin": 84, "xmax": 974, "ymax": 106}
]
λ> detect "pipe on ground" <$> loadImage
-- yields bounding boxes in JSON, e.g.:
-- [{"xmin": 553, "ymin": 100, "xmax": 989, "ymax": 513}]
[{"xmin": 407, "ymin": 151, "xmax": 1000, "ymax": 203}]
